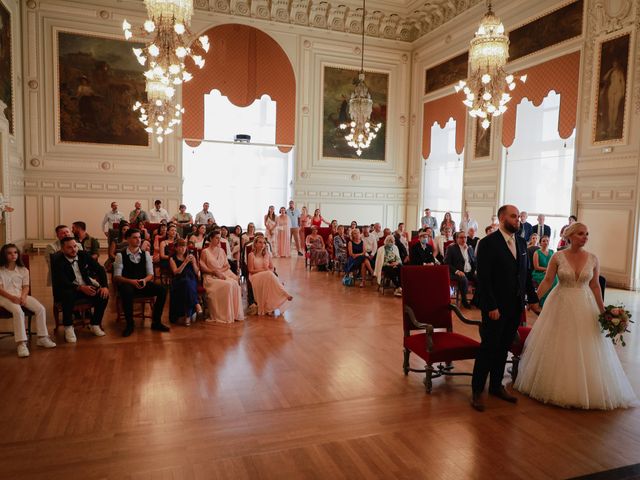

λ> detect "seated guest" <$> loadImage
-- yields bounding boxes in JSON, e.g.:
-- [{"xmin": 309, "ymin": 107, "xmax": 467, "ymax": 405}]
[
  {"xmin": 172, "ymin": 204, "xmax": 193, "ymax": 237},
  {"xmin": 370, "ymin": 223, "xmax": 383, "ymax": 241},
  {"xmin": 242, "ymin": 222, "xmax": 256, "ymax": 248},
  {"xmin": 248, "ymin": 236, "xmax": 293, "ymax": 316},
  {"xmin": 394, "ymin": 231, "xmax": 409, "ymax": 264},
  {"xmin": 134, "ymin": 220, "xmax": 152, "ymax": 251},
  {"xmin": 531, "ymin": 235, "xmax": 557, "ymax": 306},
  {"xmin": 114, "ymin": 229, "xmax": 169, "ymax": 337},
  {"xmin": 346, "ymin": 228, "xmax": 374, "ymax": 288},
  {"xmin": 0, "ymin": 244, "xmax": 55, "ymax": 357},
  {"xmin": 229, "ymin": 225, "xmax": 242, "ymax": 264},
  {"xmin": 333, "ymin": 225, "xmax": 349, "ymax": 271},
  {"xmin": 527, "ymin": 233, "xmax": 540, "ymax": 268},
  {"xmin": 409, "ymin": 230, "xmax": 436, "ymax": 265},
  {"xmin": 220, "ymin": 226, "xmax": 237, "ymax": 274},
  {"xmin": 467, "ymin": 227, "xmax": 479, "ymax": 250},
  {"xmin": 129, "ymin": 201, "xmax": 149, "ymax": 224},
  {"xmin": 558, "ymin": 215, "xmax": 577, "ymax": 250},
  {"xmin": 326, "ymin": 220, "xmax": 339, "ymax": 258},
  {"xmin": 188, "ymin": 224, "xmax": 207, "ymax": 250},
  {"xmin": 152, "ymin": 223, "xmax": 168, "ymax": 262},
  {"xmin": 444, "ymin": 231, "xmax": 476, "ymax": 309},
  {"xmin": 423, "ymin": 227, "xmax": 436, "ymax": 250},
  {"xmin": 159, "ymin": 224, "xmax": 179, "ymax": 269},
  {"xmin": 72, "ymin": 221, "xmax": 100, "ymax": 260},
  {"xmin": 148, "ymin": 199, "xmax": 170, "ymax": 223},
  {"xmin": 382, "ymin": 227, "xmax": 392, "ymax": 238},
  {"xmin": 395, "ymin": 223, "xmax": 410, "ymax": 253},
  {"xmin": 169, "ymin": 239, "xmax": 203, "ymax": 326},
  {"xmin": 362, "ymin": 226, "xmax": 377, "ymax": 260},
  {"xmin": 306, "ymin": 226, "xmax": 329, "ymax": 270},
  {"xmin": 106, "ymin": 221, "xmax": 130, "ymax": 272},
  {"xmin": 199, "ymin": 230, "xmax": 244, "ymax": 323},
  {"xmin": 434, "ymin": 226, "xmax": 454, "ymax": 263},
  {"xmin": 52, "ymin": 237, "xmax": 109, "ymax": 342},
  {"xmin": 374, "ymin": 235, "xmax": 403, "ymax": 296},
  {"xmin": 46, "ymin": 225, "xmax": 83, "ymax": 286}
]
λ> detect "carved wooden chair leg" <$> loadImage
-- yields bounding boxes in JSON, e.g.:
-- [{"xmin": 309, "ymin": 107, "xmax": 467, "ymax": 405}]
[
  {"xmin": 424, "ymin": 364, "xmax": 434, "ymax": 393},
  {"xmin": 403, "ymin": 348, "xmax": 410, "ymax": 375}
]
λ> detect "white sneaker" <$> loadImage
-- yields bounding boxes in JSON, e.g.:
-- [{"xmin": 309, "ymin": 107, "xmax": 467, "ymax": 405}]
[
  {"xmin": 17, "ymin": 343, "xmax": 30, "ymax": 358},
  {"xmin": 37, "ymin": 336, "xmax": 57, "ymax": 348},
  {"xmin": 394, "ymin": 288, "xmax": 403, "ymax": 297},
  {"xmin": 64, "ymin": 326, "xmax": 77, "ymax": 343},
  {"xmin": 90, "ymin": 325, "xmax": 106, "ymax": 337}
]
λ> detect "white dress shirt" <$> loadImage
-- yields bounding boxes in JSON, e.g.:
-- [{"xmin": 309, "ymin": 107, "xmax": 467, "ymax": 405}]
[
  {"xmin": 148, "ymin": 208, "xmax": 170, "ymax": 223},
  {"xmin": 195, "ymin": 210, "xmax": 216, "ymax": 225},
  {"xmin": 460, "ymin": 245, "xmax": 472, "ymax": 273},
  {"xmin": 101, "ymin": 210, "xmax": 125, "ymax": 233}
]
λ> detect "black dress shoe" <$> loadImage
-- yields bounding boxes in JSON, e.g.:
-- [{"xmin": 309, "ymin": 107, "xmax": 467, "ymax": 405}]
[
  {"xmin": 122, "ymin": 325, "xmax": 134, "ymax": 337},
  {"xmin": 151, "ymin": 323, "xmax": 170, "ymax": 332},
  {"xmin": 297, "ymin": 251, "xmax": 303, "ymax": 256},
  {"xmin": 471, "ymin": 392, "xmax": 485, "ymax": 412},
  {"xmin": 489, "ymin": 386, "xmax": 518, "ymax": 403}
]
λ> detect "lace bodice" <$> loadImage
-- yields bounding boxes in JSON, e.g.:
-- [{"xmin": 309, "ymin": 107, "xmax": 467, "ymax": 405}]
[{"xmin": 555, "ymin": 252, "xmax": 595, "ymax": 288}]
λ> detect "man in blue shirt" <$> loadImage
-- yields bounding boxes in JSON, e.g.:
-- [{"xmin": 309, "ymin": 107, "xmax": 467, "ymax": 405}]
[{"xmin": 286, "ymin": 200, "xmax": 303, "ymax": 256}]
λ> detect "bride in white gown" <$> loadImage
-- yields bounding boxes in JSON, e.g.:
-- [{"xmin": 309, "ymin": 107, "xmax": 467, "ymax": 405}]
[{"xmin": 514, "ymin": 222, "xmax": 637, "ymax": 409}]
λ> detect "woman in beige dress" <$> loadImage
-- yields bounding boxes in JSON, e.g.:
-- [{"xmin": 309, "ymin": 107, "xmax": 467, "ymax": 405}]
[
  {"xmin": 199, "ymin": 230, "xmax": 244, "ymax": 323},
  {"xmin": 276, "ymin": 207, "xmax": 291, "ymax": 258},
  {"xmin": 248, "ymin": 236, "xmax": 293, "ymax": 316}
]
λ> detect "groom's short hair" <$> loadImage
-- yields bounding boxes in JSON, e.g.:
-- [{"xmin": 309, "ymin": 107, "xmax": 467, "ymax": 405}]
[{"xmin": 497, "ymin": 205, "xmax": 509, "ymax": 219}]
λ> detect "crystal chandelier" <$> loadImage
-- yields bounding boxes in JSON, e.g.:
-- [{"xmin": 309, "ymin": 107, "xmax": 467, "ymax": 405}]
[
  {"xmin": 133, "ymin": 77, "xmax": 184, "ymax": 144},
  {"xmin": 339, "ymin": 0, "xmax": 381, "ymax": 156},
  {"xmin": 454, "ymin": 1, "xmax": 526, "ymax": 129},
  {"xmin": 122, "ymin": 0, "xmax": 209, "ymax": 87}
]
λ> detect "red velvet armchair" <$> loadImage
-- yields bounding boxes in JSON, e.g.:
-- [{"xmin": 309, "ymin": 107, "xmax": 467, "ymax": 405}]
[{"xmin": 401, "ymin": 265, "xmax": 481, "ymax": 393}]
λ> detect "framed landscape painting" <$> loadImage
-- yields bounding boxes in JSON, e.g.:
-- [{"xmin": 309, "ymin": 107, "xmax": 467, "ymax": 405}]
[
  {"xmin": 0, "ymin": 1, "xmax": 13, "ymax": 134},
  {"xmin": 57, "ymin": 31, "xmax": 148, "ymax": 146},
  {"xmin": 593, "ymin": 32, "xmax": 631, "ymax": 144},
  {"xmin": 322, "ymin": 66, "xmax": 387, "ymax": 161}
]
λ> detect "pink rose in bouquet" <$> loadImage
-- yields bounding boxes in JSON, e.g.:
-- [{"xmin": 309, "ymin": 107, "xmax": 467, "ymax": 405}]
[{"xmin": 599, "ymin": 305, "xmax": 633, "ymax": 346}]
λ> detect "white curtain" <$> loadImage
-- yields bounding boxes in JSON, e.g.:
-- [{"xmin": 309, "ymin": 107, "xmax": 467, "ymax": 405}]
[
  {"xmin": 502, "ymin": 91, "xmax": 576, "ymax": 244},
  {"xmin": 422, "ymin": 118, "xmax": 464, "ymax": 229},
  {"xmin": 182, "ymin": 90, "xmax": 292, "ymax": 229}
]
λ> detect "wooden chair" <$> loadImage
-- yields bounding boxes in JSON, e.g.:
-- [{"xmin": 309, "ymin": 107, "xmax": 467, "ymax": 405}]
[
  {"xmin": 49, "ymin": 253, "xmax": 97, "ymax": 331},
  {"xmin": 0, "ymin": 254, "xmax": 34, "ymax": 340},
  {"xmin": 115, "ymin": 295, "xmax": 156, "ymax": 325},
  {"xmin": 401, "ymin": 265, "xmax": 481, "ymax": 393}
]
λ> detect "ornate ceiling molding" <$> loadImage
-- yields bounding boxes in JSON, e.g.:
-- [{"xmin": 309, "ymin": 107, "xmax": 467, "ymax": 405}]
[{"xmin": 193, "ymin": 0, "xmax": 483, "ymax": 42}]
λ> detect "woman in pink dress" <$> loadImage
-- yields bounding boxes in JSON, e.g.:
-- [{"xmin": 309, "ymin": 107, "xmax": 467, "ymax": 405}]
[
  {"xmin": 248, "ymin": 236, "xmax": 293, "ymax": 315},
  {"xmin": 199, "ymin": 230, "xmax": 244, "ymax": 323},
  {"xmin": 276, "ymin": 207, "xmax": 291, "ymax": 258},
  {"xmin": 299, "ymin": 206, "xmax": 311, "ymax": 248},
  {"xmin": 264, "ymin": 206, "xmax": 278, "ymax": 256}
]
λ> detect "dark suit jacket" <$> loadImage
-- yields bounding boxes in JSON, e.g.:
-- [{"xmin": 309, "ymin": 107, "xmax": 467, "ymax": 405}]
[
  {"xmin": 409, "ymin": 242, "xmax": 435, "ymax": 265},
  {"xmin": 476, "ymin": 230, "xmax": 538, "ymax": 316},
  {"xmin": 467, "ymin": 237, "xmax": 479, "ymax": 250},
  {"xmin": 518, "ymin": 222, "xmax": 533, "ymax": 241},
  {"xmin": 51, "ymin": 250, "xmax": 108, "ymax": 300},
  {"xmin": 444, "ymin": 243, "xmax": 476, "ymax": 276},
  {"xmin": 533, "ymin": 223, "xmax": 551, "ymax": 239},
  {"xmin": 394, "ymin": 234, "xmax": 408, "ymax": 261}
]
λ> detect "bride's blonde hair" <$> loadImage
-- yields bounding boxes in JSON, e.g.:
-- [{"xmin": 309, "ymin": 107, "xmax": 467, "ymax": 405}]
[{"xmin": 563, "ymin": 221, "xmax": 588, "ymax": 240}]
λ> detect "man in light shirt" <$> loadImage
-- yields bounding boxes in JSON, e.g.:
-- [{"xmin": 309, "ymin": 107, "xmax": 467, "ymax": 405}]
[
  {"xmin": 148, "ymin": 199, "xmax": 170, "ymax": 223},
  {"xmin": 286, "ymin": 200, "xmax": 302, "ymax": 256},
  {"xmin": 113, "ymin": 229, "xmax": 168, "ymax": 337},
  {"xmin": 195, "ymin": 202, "xmax": 215, "ymax": 225},
  {"xmin": 362, "ymin": 226, "xmax": 378, "ymax": 260},
  {"xmin": 459, "ymin": 211, "xmax": 478, "ymax": 234},
  {"xmin": 370, "ymin": 223, "xmax": 383, "ymax": 241},
  {"xmin": 101, "ymin": 201, "xmax": 125, "ymax": 237}
]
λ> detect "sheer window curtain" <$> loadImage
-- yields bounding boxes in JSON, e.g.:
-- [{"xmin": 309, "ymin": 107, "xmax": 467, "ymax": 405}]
[
  {"xmin": 182, "ymin": 91, "xmax": 293, "ymax": 230},
  {"xmin": 422, "ymin": 119, "xmax": 465, "ymax": 230},
  {"xmin": 502, "ymin": 92, "xmax": 576, "ymax": 245}
]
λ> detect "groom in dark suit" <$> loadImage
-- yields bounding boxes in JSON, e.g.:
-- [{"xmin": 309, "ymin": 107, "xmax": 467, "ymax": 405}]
[{"xmin": 471, "ymin": 205, "xmax": 540, "ymax": 411}]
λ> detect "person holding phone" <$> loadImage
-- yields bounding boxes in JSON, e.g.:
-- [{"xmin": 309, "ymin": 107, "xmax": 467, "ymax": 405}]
[{"xmin": 113, "ymin": 228, "xmax": 169, "ymax": 337}]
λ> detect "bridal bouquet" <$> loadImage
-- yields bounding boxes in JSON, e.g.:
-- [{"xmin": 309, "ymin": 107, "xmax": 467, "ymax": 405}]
[{"xmin": 599, "ymin": 305, "xmax": 633, "ymax": 346}]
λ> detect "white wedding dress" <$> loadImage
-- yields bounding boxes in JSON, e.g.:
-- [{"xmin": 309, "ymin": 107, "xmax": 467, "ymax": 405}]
[{"xmin": 514, "ymin": 251, "xmax": 638, "ymax": 409}]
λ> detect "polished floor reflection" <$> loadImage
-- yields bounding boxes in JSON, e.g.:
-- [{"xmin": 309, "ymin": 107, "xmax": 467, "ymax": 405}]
[{"xmin": 0, "ymin": 254, "xmax": 639, "ymax": 479}]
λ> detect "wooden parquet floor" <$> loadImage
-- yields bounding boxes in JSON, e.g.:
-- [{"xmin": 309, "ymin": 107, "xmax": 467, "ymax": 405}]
[{"xmin": 0, "ymin": 254, "xmax": 639, "ymax": 480}]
